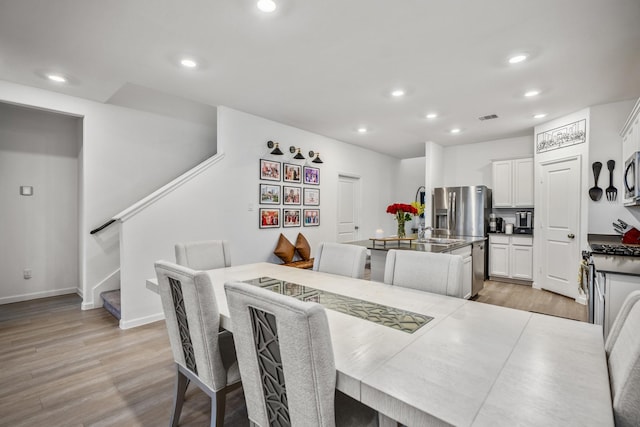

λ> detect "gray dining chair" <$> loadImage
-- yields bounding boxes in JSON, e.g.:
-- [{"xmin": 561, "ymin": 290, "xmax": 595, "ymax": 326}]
[
  {"xmin": 224, "ymin": 281, "xmax": 378, "ymax": 427},
  {"xmin": 175, "ymin": 239, "xmax": 231, "ymax": 270},
  {"xmin": 605, "ymin": 290, "xmax": 640, "ymax": 427},
  {"xmin": 313, "ymin": 242, "xmax": 367, "ymax": 279},
  {"xmin": 383, "ymin": 250, "xmax": 463, "ymax": 298},
  {"xmin": 155, "ymin": 260, "xmax": 242, "ymax": 427}
]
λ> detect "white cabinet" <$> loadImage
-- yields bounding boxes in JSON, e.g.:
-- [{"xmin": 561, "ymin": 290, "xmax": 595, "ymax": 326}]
[
  {"xmin": 450, "ymin": 245, "xmax": 473, "ymax": 299},
  {"xmin": 489, "ymin": 235, "xmax": 533, "ymax": 281},
  {"xmin": 492, "ymin": 158, "xmax": 534, "ymax": 208},
  {"xmin": 603, "ymin": 272, "xmax": 640, "ymax": 340},
  {"xmin": 621, "ymin": 98, "xmax": 640, "ymax": 204}
]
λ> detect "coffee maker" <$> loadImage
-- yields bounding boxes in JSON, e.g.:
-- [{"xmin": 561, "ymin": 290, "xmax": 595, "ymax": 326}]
[{"xmin": 515, "ymin": 211, "xmax": 533, "ymax": 234}]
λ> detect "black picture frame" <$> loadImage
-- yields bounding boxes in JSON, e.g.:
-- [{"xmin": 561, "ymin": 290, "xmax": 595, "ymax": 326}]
[
  {"xmin": 260, "ymin": 159, "xmax": 281, "ymax": 181},
  {"xmin": 303, "ymin": 188, "xmax": 320, "ymax": 206},
  {"xmin": 303, "ymin": 166, "xmax": 320, "ymax": 185},
  {"xmin": 283, "ymin": 185, "xmax": 302, "ymax": 205},
  {"xmin": 283, "ymin": 163, "xmax": 302, "ymax": 183},
  {"xmin": 283, "ymin": 209, "xmax": 301, "ymax": 228},
  {"xmin": 259, "ymin": 184, "xmax": 281, "ymax": 205},
  {"xmin": 303, "ymin": 209, "xmax": 320, "ymax": 227},
  {"xmin": 259, "ymin": 208, "xmax": 280, "ymax": 229}
]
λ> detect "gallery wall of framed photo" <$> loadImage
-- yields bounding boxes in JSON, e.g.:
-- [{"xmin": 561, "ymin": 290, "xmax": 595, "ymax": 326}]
[{"xmin": 259, "ymin": 157, "xmax": 320, "ymax": 229}]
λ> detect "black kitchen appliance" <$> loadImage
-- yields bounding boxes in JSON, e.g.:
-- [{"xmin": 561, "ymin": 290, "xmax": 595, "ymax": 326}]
[{"xmin": 515, "ymin": 211, "xmax": 533, "ymax": 234}]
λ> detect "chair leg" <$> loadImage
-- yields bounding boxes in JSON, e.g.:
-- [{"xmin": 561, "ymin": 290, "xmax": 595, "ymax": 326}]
[
  {"xmin": 171, "ymin": 369, "xmax": 189, "ymax": 427},
  {"xmin": 211, "ymin": 390, "xmax": 227, "ymax": 427}
]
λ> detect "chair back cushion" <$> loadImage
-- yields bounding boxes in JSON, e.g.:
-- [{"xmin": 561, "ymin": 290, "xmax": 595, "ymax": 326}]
[
  {"xmin": 155, "ymin": 260, "xmax": 227, "ymax": 391},
  {"xmin": 383, "ymin": 250, "xmax": 463, "ymax": 297},
  {"xmin": 224, "ymin": 281, "xmax": 336, "ymax": 427},
  {"xmin": 607, "ymin": 290, "xmax": 640, "ymax": 426},
  {"xmin": 312, "ymin": 242, "xmax": 367, "ymax": 279},
  {"xmin": 174, "ymin": 240, "xmax": 231, "ymax": 270}
]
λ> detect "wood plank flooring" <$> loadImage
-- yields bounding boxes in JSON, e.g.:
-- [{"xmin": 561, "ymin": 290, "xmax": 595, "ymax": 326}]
[
  {"xmin": 475, "ymin": 280, "xmax": 588, "ymax": 322},
  {"xmin": 0, "ymin": 279, "xmax": 586, "ymax": 426},
  {"xmin": 0, "ymin": 295, "xmax": 248, "ymax": 427}
]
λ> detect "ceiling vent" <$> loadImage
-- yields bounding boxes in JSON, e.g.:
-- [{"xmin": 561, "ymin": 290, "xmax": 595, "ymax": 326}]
[{"xmin": 478, "ymin": 114, "xmax": 499, "ymax": 121}]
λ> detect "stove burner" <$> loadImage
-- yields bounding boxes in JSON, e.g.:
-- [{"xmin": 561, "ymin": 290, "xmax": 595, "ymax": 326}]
[{"xmin": 590, "ymin": 243, "xmax": 640, "ymax": 257}]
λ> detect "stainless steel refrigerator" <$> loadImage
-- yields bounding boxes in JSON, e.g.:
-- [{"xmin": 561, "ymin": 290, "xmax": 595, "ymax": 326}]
[{"xmin": 432, "ymin": 185, "xmax": 492, "ymax": 296}]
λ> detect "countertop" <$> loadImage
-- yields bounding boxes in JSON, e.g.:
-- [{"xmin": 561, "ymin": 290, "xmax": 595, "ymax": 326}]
[
  {"xmin": 588, "ymin": 233, "xmax": 640, "ymax": 276},
  {"xmin": 348, "ymin": 234, "xmax": 486, "ymax": 253}
]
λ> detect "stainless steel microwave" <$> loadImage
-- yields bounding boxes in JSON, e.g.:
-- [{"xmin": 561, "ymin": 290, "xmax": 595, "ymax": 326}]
[{"xmin": 624, "ymin": 151, "xmax": 640, "ymax": 205}]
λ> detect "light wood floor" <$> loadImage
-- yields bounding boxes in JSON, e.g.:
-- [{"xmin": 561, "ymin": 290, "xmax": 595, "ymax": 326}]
[
  {"xmin": 0, "ymin": 294, "xmax": 248, "ymax": 427},
  {"xmin": 475, "ymin": 280, "xmax": 588, "ymax": 322},
  {"xmin": 0, "ymin": 280, "xmax": 586, "ymax": 426}
]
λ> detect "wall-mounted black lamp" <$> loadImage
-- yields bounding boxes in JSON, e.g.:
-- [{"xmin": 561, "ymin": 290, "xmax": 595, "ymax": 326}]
[
  {"xmin": 289, "ymin": 146, "xmax": 305, "ymax": 159},
  {"xmin": 267, "ymin": 140, "xmax": 283, "ymax": 155},
  {"xmin": 308, "ymin": 151, "xmax": 323, "ymax": 164}
]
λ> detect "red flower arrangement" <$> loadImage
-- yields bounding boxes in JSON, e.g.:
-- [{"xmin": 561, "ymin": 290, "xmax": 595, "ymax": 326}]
[{"xmin": 386, "ymin": 203, "xmax": 418, "ymax": 238}]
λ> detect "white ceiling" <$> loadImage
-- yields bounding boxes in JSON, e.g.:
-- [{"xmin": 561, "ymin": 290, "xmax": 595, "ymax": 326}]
[{"xmin": 1, "ymin": 0, "xmax": 639, "ymax": 158}]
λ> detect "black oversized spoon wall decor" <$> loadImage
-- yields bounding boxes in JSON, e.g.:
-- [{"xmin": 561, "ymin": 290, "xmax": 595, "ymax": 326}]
[{"xmin": 589, "ymin": 161, "xmax": 603, "ymax": 201}]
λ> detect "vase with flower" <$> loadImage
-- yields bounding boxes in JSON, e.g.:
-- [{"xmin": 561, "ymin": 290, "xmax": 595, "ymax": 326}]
[{"xmin": 386, "ymin": 203, "xmax": 419, "ymax": 238}]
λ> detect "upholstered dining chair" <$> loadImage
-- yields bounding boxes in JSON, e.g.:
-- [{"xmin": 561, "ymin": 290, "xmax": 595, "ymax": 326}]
[
  {"xmin": 605, "ymin": 290, "xmax": 640, "ymax": 427},
  {"xmin": 155, "ymin": 261, "xmax": 242, "ymax": 427},
  {"xmin": 383, "ymin": 250, "xmax": 463, "ymax": 298},
  {"xmin": 312, "ymin": 242, "xmax": 367, "ymax": 279},
  {"xmin": 175, "ymin": 239, "xmax": 231, "ymax": 271},
  {"xmin": 224, "ymin": 281, "xmax": 378, "ymax": 427}
]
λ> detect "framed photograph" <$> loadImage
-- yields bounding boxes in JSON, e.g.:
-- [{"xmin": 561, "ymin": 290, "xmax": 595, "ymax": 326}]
[
  {"xmin": 259, "ymin": 184, "xmax": 280, "ymax": 205},
  {"xmin": 303, "ymin": 188, "xmax": 320, "ymax": 206},
  {"xmin": 259, "ymin": 208, "xmax": 280, "ymax": 229},
  {"xmin": 260, "ymin": 159, "xmax": 281, "ymax": 181},
  {"xmin": 303, "ymin": 166, "xmax": 320, "ymax": 185},
  {"xmin": 283, "ymin": 163, "xmax": 302, "ymax": 183},
  {"xmin": 283, "ymin": 209, "xmax": 301, "ymax": 228},
  {"xmin": 283, "ymin": 186, "xmax": 301, "ymax": 205},
  {"xmin": 303, "ymin": 209, "xmax": 320, "ymax": 227}
]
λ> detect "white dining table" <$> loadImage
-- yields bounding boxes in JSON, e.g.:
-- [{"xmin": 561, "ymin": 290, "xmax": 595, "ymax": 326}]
[{"xmin": 147, "ymin": 262, "xmax": 613, "ymax": 426}]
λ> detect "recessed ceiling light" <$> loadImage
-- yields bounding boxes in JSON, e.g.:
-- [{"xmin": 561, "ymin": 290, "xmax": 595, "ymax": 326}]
[
  {"xmin": 450, "ymin": 128, "xmax": 461, "ymax": 134},
  {"xmin": 257, "ymin": 0, "xmax": 276, "ymax": 12},
  {"xmin": 533, "ymin": 113, "xmax": 547, "ymax": 119},
  {"xmin": 391, "ymin": 89, "xmax": 405, "ymax": 97},
  {"xmin": 524, "ymin": 90, "xmax": 540, "ymax": 97},
  {"xmin": 47, "ymin": 74, "xmax": 67, "ymax": 83},
  {"xmin": 426, "ymin": 113, "xmax": 438, "ymax": 119},
  {"xmin": 357, "ymin": 127, "xmax": 368, "ymax": 134},
  {"xmin": 180, "ymin": 58, "xmax": 198, "ymax": 68},
  {"xmin": 508, "ymin": 54, "xmax": 528, "ymax": 64}
]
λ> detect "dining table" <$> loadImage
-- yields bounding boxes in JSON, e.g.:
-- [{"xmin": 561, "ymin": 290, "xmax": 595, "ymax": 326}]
[{"xmin": 146, "ymin": 262, "xmax": 613, "ymax": 426}]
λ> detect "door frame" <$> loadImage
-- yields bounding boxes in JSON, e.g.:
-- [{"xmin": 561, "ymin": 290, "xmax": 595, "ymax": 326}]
[
  {"xmin": 534, "ymin": 154, "xmax": 586, "ymax": 303},
  {"xmin": 337, "ymin": 173, "xmax": 361, "ymax": 242}
]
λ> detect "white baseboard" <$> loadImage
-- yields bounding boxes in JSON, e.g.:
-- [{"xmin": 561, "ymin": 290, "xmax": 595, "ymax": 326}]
[
  {"xmin": 0, "ymin": 288, "xmax": 78, "ymax": 305},
  {"xmin": 119, "ymin": 312, "xmax": 165, "ymax": 329}
]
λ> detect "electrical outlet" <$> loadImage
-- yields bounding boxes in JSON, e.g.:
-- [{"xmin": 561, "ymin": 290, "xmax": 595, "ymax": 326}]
[{"xmin": 23, "ymin": 269, "xmax": 32, "ymax": 279}]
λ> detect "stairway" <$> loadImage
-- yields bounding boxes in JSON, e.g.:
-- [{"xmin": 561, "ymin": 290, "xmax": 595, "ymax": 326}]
[{"xmin": 101, "ymin": 290, "xmax": 121, "ymax": 320}]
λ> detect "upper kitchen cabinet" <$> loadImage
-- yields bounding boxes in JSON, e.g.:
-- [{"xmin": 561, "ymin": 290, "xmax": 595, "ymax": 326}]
[
  {"xmin": 492, "ymin": 158, "xmax": 534, "ymax": 208},
  {"xmin": 621, "ymin": 98, "xmax": 640, "ymax": 165}
]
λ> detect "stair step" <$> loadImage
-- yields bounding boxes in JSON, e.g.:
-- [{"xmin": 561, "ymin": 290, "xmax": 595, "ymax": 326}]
[{"xmin": 101, "ymin": 290, "xmax": 121, "ymax": 321}]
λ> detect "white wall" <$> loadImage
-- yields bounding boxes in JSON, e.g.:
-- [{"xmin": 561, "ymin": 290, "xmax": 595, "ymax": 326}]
[
  {"xmin": 589, "ymin": 99, "xmax": 638, "ymax": 232},
  {"xmin": 118, "ymin": 106, "xmax": 402, "ymax": 327},
  {"xmin": 441, "ymin": 135, "xmax": 533, "ymax": 187},
  {"xmin": 0, "ymin": 103, "xmax": 80, "ymax": 303},
  {"xmin": 0, "ymin": 80, "xmax": 218, "ymax": 307}
]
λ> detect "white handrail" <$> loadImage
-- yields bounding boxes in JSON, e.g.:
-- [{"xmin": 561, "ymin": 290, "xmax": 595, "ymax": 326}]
[{"xmin": 114, "ymin": 151, "xmax": 226, "ymax": 222}]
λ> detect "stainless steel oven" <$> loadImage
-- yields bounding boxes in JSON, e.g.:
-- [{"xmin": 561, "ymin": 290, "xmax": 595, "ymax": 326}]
[{"xmin": 624, "ymin": 151, "xmax": 640, "ymax": 205}]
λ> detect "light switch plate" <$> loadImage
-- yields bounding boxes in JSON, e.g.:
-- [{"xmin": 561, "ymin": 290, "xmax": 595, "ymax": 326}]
[{"xmin": 20, "ymin": 186, "xmax": 33, "ymax": 196}]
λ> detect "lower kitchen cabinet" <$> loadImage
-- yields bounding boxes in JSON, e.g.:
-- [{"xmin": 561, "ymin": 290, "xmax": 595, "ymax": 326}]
[
  {"xmin": 449, "ymin": 245, "xmax": 473, "ymax": 299},
  {"xmin": 489, "ymin": 234, "xmax": 533, "ymax": 282},
  {"xmin": 603, "ymin": 272, "xmax": 640, "ymax": 339}
]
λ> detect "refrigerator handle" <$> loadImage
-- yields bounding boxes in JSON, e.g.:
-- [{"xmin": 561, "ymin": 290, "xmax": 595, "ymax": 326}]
[
  {"xmin": 447, "ymin": 192, "xmax": 452, "ymax": 231},
  {"xmin": 451, "ymin": 192, "xmax": 456, "ymax": 232}
]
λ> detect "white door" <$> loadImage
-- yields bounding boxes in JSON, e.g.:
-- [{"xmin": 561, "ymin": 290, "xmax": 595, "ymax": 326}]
[
  {"xmin": 337, "ymin": 175, "xmax": 360, "ymax": 242},
  {"xmin": 539, "ymin": 157, "xmax": 581, "ymax": 299},
  {"xmin": 489, "ymin": 243, "xmax": 509, "ymax": 277}
]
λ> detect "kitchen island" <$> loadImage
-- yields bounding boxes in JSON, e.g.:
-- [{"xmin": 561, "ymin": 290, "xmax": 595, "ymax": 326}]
[{"xmin": 349, "ymin": 235, "xmax": 487, "ymax": 298}]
